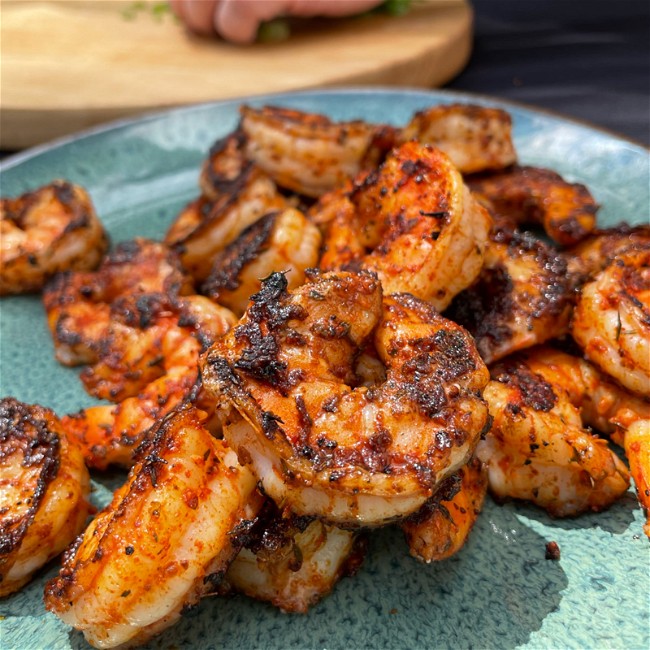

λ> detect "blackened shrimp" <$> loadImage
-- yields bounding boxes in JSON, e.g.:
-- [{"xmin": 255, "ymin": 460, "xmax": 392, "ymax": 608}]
[
  {"xmin": 202, "ymin": 271, "xmax": 490, "ymax": 526},
  {"xmin": 571, "ymin": 246, "xmax": 650, "ymax": 397},
  {"xmin": 467, "ymin": 165, "xmax": 598, "ymax": 246},
  {"xmin": 201, "ymin": 208, "xmax": 321, "ymax": 316},
  {"xmin": 318, "ymin": 141, "xmax": 491, "ymax": 311},
  {"xmin": 401, "ymin": 103, "xmax": 517, "ymax": 174},
  {"xmin": 446, "ymin": 224, "xmax": 578, "ymax": 364},
  {"xmin": 62, "ymin": 295, "xmax": 236, "ymax": 470},
  {"xmin": 43, "ymin": 238, "xmax": 192, "ymax": 367},
  {"xmin": 226, "ymin": 502, "xmax": 365, "ymax": 613},
  {"xmin": 477, "ymin": 346, "xmax": 636, "ymax": 517},
  {"xmin": 165, "ymin": 135, "xmax": 287, "ymax": 282},
  {"xmin": 239, "ymin": 105, "xmax": 397, "ymax": 198},
  {"xmin": 401, "ymin": 457, "xmax": 487, "ymax": 563},
  {"xmin": 1, "ymin": 181, "xmax": 108, "ymax": 295},
  {"xmin": 0, "ymin": 398, "xmax": 91, "ymax": 596},
  {"xmin": 45, "ymin": 406, "xmax": 264, "ymax": 649}
]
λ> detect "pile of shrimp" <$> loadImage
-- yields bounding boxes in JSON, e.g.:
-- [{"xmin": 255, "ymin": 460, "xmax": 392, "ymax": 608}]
[{"xmin": 1, "ymin": 102, "xmax": 648, "ymax": 649}]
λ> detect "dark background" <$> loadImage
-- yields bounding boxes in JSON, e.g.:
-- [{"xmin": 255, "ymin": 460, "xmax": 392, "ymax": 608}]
[{"xmin": 447, "ymin": 0, "xmax": 650, "ymax": 144}]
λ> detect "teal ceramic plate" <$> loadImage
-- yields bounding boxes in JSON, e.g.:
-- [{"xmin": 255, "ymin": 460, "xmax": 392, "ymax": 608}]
[{"xmin": 1, "ymin": 89, "xmax": 649, "ymax": 650}]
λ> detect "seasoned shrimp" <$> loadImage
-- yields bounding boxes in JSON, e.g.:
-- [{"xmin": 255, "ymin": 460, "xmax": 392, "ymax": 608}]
[
  {"xmin": 572, "ymin": 246, "xmax": 650, "ymax": 397},
  {"xmin": 401, "ymin": 457, "xmax": 487, "ymax": 563},
  {"xmin": 467, "ymin": 165, "xmax": 598, "ymax": 246},
  {"xmin": 201, "ymin": 208, "xmax": 322, "ymax": 316},
  {"xmin": 1, "ymin": 181, "xmax": 108, "ymax": 295},
  {"xmin": 0, "ymin": 397, "xmax": 91, "ymax": 596},
  {"xmin": 202, "ymin": 270, "xmax": 490, "ymax": 526},
  {"xmin": 318, "ymin": 141, "xmax": 491, "ymax": 311},
  {"xmin": 45, "ymin": 406, "xmax": 264, "ymax": 649},
  {"xmin": 446, "ymin": 223, "xmax": 578, "ymax": 364},
  {"xmin": 477, "ymin": 347, "xmax": 633, "ymax": 517},
  {"xmin": 568, "ymin": 224, "xmax": 650, "ymax": 279},
  {"xmin": 401, "ymin": 103, "xmax": 517, "ymax": 174},
  {"xmin": 226, "ymin": 502, "xmax": 365, "ymax": 613},
  {"xmin": 239, "ymin": 105, "xmax": 397, "ymax": 198},
  {"xmin": 43, "ymin": 238, "xmax": 192, "ymax": 366},
  {"xmin": 165, "ymin": 135, "xmax": 287, "ymax": 282},
  {"xmin": 63, "ymin": 296, "xmax": 236, "ymax": 470},
  {"xmin": 623, "ymin": 420, "xmax": 650, "ymax": 537}
]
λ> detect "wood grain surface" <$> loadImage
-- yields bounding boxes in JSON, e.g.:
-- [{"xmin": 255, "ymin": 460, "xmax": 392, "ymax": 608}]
[{"xmin": 0, "ymin": 0, "xmax": 472, "ymax": 148}]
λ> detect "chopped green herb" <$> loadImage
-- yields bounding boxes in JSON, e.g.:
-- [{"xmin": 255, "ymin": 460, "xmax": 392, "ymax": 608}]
[{"xmin": 257, "ymin": 18, "xmax": 292, "ymax": 43}]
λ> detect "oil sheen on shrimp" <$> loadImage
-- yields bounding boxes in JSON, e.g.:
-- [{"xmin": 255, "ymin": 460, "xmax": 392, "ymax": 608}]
[
  {"xmin": 0, "ymin": 397, "xmax": 91, "ymax": 596},
  {"xmin": 165, "ymin": 132, "xmax": 287, "ymax": 282},
  {"xmin": 45, "ymin": 406, "xmax": 264, "ymax": 649},
  {"xmin": 446, "ymin": 223, "xmax": 578, "ymax": 364},
  {"xmin": 401, "ymin": 103, "xmax": 517, "ymax": 174},
  {"xmin": 43, "ymin": 238, "xmax": 192, "ymax": 367},
  {"xmin": 572, "ymin": 246, "xmax": 650, "ymax": 397},
  {"xmin": 318, "ymin": 141, "xmax": 492, "ymax": 311},
  {"xmin": 467, "ymin": 165, "xmax": 598, "ymax": 246},
  {"xmin": 202, "ymin": 270, "xmax": 490, "ymax": 526},
  {"xmin": 201, "ymin": 208, "xmax": 322, "ymax": 316},
  {"xmin": 477, "ymin": 347, "xmax": 632, "ymax": 517},
  {"xmin": 401, "ymin": 457, "xmax": 487, "ymax": 563},
  {"xmin": 62, "ymin": 295, "xmax": 236, "ymax": 470},
  {"xmin": 226, "ymin": 501, "xmax": 366, "ymax": 613},
  {"xmin": 1, "ymin": 181, "xmax": 108, "ymax": 295}
]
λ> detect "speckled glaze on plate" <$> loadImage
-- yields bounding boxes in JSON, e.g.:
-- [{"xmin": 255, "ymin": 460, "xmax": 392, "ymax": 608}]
[{"xmin": 0, "ymin": 89, "xmax": 648, "ymax": 650}]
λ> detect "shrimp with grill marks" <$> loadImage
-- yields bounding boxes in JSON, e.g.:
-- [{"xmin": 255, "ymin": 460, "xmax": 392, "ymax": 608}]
[
  {"xmin": 571, "ymin": 245, "xmax": 650, "ymax": 397},
  {"xmin": 467, "ymin": 165, "xmax": 598, "ymax": 246},
  {"xmin": 401, "ymin": 103, "xmax": 517, "ymax": 174},
  {"xmin": 318, "ymin": 141, "xmax": 491, "ymax": 311},
  {"xmin": 226, "ymin": 501, "xmax": 366, "ymax": 613},
  {"xmin": 477, "ymin": 346, "xmax": 635, "ymax": 517},
  {"xmin": 62, "ymin": 295, "xmax": 236, "ymax": 470},
  {"xmin": 165, "ymin": 131, "xmax": 287, "ymax": 282},
  {"xmin": 401, "ymin": 457, "xmax": 487, "ymax": 563},
  {"xmin": 43, "ymin": 238, "xmax": 192, "ymax": 367},
  {"xmin": 201, "ymin": 208, "xmax": 321, "ymax": 316},
  {"xmin": 0, "ymin": 397, "xmax": 91, "ymax": 596},
  {"xmin": 202, "ymin": 270, "xmax": 490, "ymax": 526},
  {"xmin": 446, "ymin": 223, "xmax": 578, "ymax": 364},
  {"xmin": 1, "ymin": 181, "xmax": 108, "ymax": 295},
  {"xmin": 45, "ymin": 406, "xmax": 264, "ymax": 649}
]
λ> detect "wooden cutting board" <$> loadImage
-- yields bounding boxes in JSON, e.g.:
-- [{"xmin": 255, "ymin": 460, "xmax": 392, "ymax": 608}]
[{"xmin": 0, "ymin": 0, "xmax": 472, "ymax": 149}]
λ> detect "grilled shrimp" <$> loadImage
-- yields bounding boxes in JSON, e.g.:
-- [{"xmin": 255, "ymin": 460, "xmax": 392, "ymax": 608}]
[
  {"xmin": 0, "ymin": 398, "xmax": 91, "ymax": 596},
  {"xmin": 202, "ymin": 270, "xmax": 490, "ymax": 526},
  {"xmin": 226, "ymin": 502, "xmax": 365, "ymax": 613},
  {"xmin": 467, "ymin": 165, "xmax": 598, "ymax": 246},
  {"xmin": 165, "ymin": 134, "xmax": 287, "ymax": 282},
  {"xmin": 201, "ymin": 208, "xmax": 321, "ymax": 316},
  {"xmin": 477, "ymin": 346, "xmax": 635, "ymax": 517},
  {"xmin": 63, "ymin": 296, "xmax": 236, "ymax": 470},
  {"xmin": 43, "ymin": 238, "xmax": 192, "ymax": 367},
  {"xmin": 318, "ymin": 141, "xmax": 491, "ymax": 311},
  {"xmin": 623, "ymin": 419, "xmax": 650, "ymax": 537},
  {"xmin": 568, "ymin": 224, "xmax": 650, "ymax": 279},
  {"xmin": 239, "ymin": 105, "xmax": 397, "ymax": 198},
  {"xmin": 45, "ymin": 406, "xmax": 264, "ymax": 649},
  {"xmin": 446, "ymin": 223, "xmax": 578, "ymax": 364},
  {"xmin": 571, "ymin": 246, "xmax": 650, "ymax": 397},
  {"xmin": 401, "ymin": 103, "xmax": 517, "ymax": 174},
  {"xmin": 401, "ymin": 457, "xmax": 487, "ymax": 563},
  {"xmin": 1, "ymin": 181, "xmax": 108, "ymax": 295}
]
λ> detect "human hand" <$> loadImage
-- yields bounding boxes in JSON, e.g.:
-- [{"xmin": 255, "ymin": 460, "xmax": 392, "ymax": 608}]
[{"xmin": 170, "ymin": 0, "xmax": 386, "ymax": 43}]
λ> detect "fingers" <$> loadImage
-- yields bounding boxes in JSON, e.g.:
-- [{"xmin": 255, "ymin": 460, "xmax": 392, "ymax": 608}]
[{"xmin": 172, "ymin": 0, "xmax": 386, "ymax": 43}]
